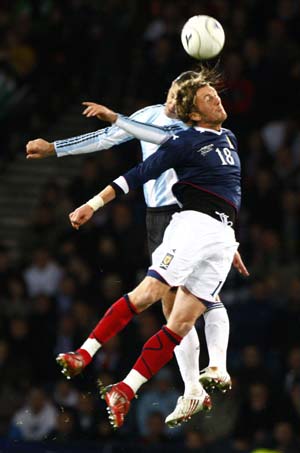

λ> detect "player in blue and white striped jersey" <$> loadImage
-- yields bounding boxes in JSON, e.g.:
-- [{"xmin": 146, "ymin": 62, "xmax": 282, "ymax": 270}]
[{"xmin": 26, "ymin": 69, "xmax": 248, "ymax": 426}]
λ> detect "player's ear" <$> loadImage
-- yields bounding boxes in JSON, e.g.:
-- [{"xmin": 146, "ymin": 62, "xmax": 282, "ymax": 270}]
[{"xmin": 189, "ymin": 111, "xmax": 202, "ymax": 122}]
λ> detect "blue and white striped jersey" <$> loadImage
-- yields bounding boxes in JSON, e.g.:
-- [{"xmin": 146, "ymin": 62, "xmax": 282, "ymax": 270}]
[{"xmin": 54, "ymin": 105, "xmax": 187, "ymax": 207}]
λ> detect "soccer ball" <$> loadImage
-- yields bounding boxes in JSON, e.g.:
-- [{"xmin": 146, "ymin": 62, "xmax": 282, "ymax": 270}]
[{"xmin": 181, "ymin": 15, "xmax": 225, "ymax": 60}]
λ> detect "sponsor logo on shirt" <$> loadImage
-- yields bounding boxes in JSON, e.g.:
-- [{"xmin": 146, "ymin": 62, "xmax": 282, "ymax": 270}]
[{"xmin": 196, "ymin": 144, "xmax": 214, "ymax": 156}]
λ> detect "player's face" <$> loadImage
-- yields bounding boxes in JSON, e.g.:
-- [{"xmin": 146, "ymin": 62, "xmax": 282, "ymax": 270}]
[
  {"xmin": 165, "ymin": 82, "xmax": 179, "ymax": 118},
  {"xmin": 190, "ymin": 85, "xmax": 227, "ymax": 129}
]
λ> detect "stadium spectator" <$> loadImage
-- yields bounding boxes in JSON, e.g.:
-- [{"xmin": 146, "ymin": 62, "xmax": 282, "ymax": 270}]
[
  {"xmin": 9, "ymin": 388, "xmax": 57, "ymax": 441},
  {"xmin": 23, "ymin": 248, "xmax": 63, "ymax": 297}
]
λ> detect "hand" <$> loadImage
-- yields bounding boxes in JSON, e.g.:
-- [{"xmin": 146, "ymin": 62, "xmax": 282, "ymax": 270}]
[
  {"xmin": 232, "ymin": 251, "xmax": 249, "ymax": 277},
  {"xmin": 26, "ymin": 138, "xmax": 55, "ymax": 159},
  {"xmin": 82, "ymin": 102, "xmax": 118, "ymax": 123},
  {"xmin": 69, "ymin": 204, "xmax": 94, "ymax": 229}
]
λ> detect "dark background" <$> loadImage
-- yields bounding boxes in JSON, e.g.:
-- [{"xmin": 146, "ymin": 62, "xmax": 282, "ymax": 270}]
[{"xmin": 0, "ymin": 1, "xmax": 300, "ymax": 452}]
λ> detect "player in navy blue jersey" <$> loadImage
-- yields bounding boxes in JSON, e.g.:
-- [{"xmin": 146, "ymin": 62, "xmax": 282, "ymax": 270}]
[
  {"xmin": 27, "ymin": 68, "xmax": 248, "ymax": 427},
  {"xmin": 59, "ymin": 73, "xmax": 242, "ymax": 429}
]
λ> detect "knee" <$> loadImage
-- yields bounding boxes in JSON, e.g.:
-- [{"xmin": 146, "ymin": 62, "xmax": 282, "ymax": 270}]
[{"xmin": 167, "ymin": 317, "xmax": 195, "ymax": 338}]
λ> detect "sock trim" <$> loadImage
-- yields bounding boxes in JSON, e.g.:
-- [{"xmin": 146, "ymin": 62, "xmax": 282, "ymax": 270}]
[
  {"xmin": 124, "ymin": 294, "xmax": 137, "ymax": 314},
  {"xmin": 162, "ymin": 326, "xmax": 182, "ymax": 345}
]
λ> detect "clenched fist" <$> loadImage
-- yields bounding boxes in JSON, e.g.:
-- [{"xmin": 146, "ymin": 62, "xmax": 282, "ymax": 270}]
[
  {"xmin": 69, "ymin": 204, "xmax": 94, "ymax": 229},
  {"xmin": 26, "ymin": 138, "xmax": 55, "ymax": 159}
]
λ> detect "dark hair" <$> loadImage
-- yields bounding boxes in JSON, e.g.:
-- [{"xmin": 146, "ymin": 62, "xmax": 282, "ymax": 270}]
[{"xmin": 175, "ymin": 65, "xmax": 223, "ymax": 125}]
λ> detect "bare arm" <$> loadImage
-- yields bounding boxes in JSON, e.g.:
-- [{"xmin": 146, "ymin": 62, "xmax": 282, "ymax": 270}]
[{"xmin": 69, "ymin": 185, "xmax": 116, "ymax": 230}]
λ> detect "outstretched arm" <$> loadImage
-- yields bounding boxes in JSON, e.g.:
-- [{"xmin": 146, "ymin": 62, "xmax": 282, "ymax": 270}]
[
  {"xmin": 26, "ymin": 125, "xmax": 133, "ymax": 159},
  {"xmin": 82, "ymin": 102, "xmax": 174, "ymax": 145},
  {"xmin": 26, "ymin": 102, "xmax": 174, "ymax": 159},
  {"xmin": 26, "ymin": 103, "xmax": 132, "ymax": 159}
]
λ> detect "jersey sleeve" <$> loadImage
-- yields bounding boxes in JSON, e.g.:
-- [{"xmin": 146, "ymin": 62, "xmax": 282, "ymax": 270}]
[
  {"xmin": 112, "ymin": 135, "xmax": 185, "ymax": 193},
  {"xmin": 54, "ymin": 125, "xmax": 134, "ymax": 157},
  {"xmin": 53, "ymin": 105, "xmax": 172, "ymax": 157},
  {"xmin": 115, "ymin": 115, "xmax": 174, "ymax": 145}
]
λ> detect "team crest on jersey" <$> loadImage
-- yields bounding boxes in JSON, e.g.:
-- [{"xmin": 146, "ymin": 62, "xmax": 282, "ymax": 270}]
[
  {"xmin": 160, "ymin": 252, "xmax": 174, "ymax": 270},
  {"xmin": 197, "ymin": 144, "xmax": 214, "ymax": 155}
]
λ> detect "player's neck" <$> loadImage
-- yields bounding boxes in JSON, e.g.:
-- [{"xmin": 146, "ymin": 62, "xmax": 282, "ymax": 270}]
[{"xmin": 197, "ymin": 122, "xmax": 222, "ymax": 132}]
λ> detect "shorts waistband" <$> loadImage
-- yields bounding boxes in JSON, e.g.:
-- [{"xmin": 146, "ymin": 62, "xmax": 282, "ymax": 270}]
[
  {"xmin": 146, "ymin": 204, "xmax": 180, "ymax": 213},
  {"xmin": 182, "ymin": 206, "xmax": 235, "ymax": 227}
]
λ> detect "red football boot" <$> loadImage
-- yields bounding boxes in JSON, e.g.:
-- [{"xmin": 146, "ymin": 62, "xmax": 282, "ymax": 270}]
[
  {"xmin": 99, "ymin": 381, "xmax": 131, "ymax": 429},
  {"xmin": 56, "ymin": 352, "xmax": 86, "ymax": 379}
]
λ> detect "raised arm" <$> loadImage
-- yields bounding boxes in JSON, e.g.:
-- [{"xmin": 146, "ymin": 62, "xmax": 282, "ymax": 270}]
[
  {"xmin": 26, "ymin": 102, "xmax": 174, "ymax": 159},
  {"xmin": 82, "ymin": 102, "xmax": 175, "ymax": 145}
]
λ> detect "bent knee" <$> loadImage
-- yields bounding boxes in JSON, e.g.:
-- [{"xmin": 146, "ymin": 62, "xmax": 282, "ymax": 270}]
[{"xmin": 167, "ymin": 318, "xmax": 194, "ymax": 338}]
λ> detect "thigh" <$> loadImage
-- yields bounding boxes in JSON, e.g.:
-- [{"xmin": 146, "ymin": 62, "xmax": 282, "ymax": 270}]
[
  {"xmin": 186, "ymin": 242, "xmax": 238, "ymax": 303},
  {"xmin": 167, "ymin": 286, "xmax": 207, "ymax": 337}
]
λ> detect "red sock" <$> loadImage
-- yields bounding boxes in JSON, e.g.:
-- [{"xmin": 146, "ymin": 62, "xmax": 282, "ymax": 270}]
[
  {"xmin": 133, "ymin": 326, "xmax": 182, "ymax": 379},
  {"xmin": 89, "ymin": 295, "xmax": 137, "ymax": 344}
]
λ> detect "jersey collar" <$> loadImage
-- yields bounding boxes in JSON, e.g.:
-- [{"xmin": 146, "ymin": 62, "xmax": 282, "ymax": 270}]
[{"xmin": 193, "ymin": 126, "xmax": 223, "ymax": 135}]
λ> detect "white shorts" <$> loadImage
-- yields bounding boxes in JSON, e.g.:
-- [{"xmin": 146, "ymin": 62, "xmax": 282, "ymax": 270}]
[{"xmin": 148, "ymin": 211, "xmax": 239, "ymax": 302}]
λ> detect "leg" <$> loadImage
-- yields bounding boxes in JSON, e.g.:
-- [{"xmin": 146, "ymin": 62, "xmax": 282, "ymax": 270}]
[
  {"xmin": 101, "ymin": 286, "xmax": 211, "ymax": 428},
  {"xmin": 57, "ymin": 277, "xmax": 169, "ymax": 378},
  {"xmin": 148, "ymin": 208, "xmax": 203, "ymax": 397},
  {"xmin": 162, "ymin": 289, "xmax": 201, "ymax": 397},
  {"xmin": 204, "ymin": 305, "xmax": 229, "ymax": 370},
  {"xmin": 200, "ymin": 296, "xmax": 232, "ymax": 392}
]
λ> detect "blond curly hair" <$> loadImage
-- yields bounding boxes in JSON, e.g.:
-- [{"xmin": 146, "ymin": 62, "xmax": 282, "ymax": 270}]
[{"xmin": 176, "ymin": 65, "xmax": 223, "ymax": 125}]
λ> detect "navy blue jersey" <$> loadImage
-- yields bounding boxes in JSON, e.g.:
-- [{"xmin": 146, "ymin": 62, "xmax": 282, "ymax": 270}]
[{"xmin": 118, "ymin": 126, "xmax": 241, "ymax": 212}]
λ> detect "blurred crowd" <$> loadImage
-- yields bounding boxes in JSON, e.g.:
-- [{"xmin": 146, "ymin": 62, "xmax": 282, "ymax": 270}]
[{"xmin": 0, "ymin": 0, "xmax": 300, "ymax": 452}]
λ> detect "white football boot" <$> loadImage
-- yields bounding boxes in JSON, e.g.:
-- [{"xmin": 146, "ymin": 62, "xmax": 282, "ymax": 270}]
[
  {"xmin": 199, "ymin": 367, "xmax": 232, "ymax": 393},
  {"xmin": 165, "ymin": 390, "xmax": 212, "ymax": 428}
]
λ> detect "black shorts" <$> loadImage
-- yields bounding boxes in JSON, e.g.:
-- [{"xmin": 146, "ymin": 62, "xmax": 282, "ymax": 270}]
[{"xmin": 146, "ymin": 204, "xmax": 180, "ymax": 258}]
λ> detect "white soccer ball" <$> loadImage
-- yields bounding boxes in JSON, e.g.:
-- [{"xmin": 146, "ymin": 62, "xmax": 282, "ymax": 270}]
[{"xmin": 181, "ymin": 15, "xmax": 225, "ymax": 60}]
